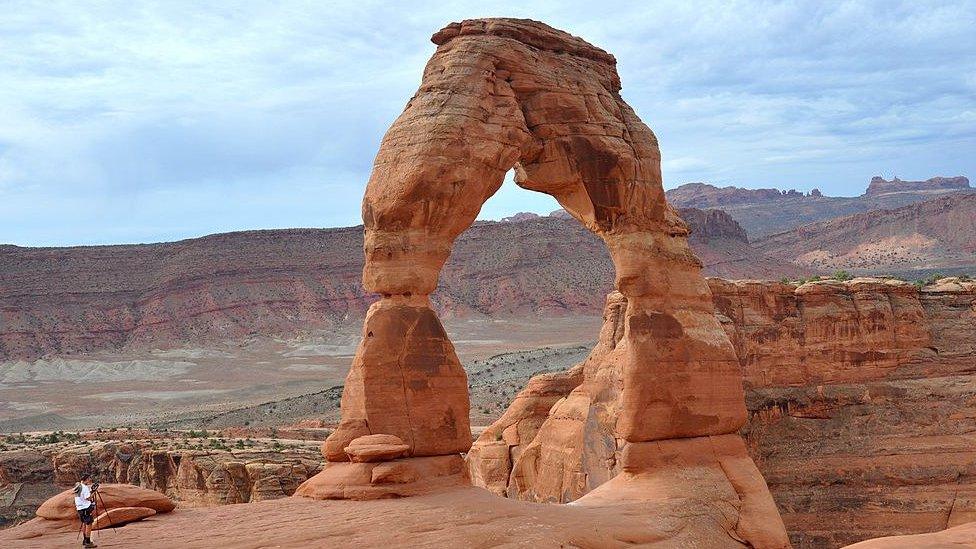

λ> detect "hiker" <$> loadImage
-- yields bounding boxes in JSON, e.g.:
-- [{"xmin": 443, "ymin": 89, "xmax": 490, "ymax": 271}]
[{"xmin": 74, "ymin": 474, "xmax": 98, "ymax": 548}]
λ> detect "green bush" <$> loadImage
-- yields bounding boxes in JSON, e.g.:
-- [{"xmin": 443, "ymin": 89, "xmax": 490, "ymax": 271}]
[{"xmin": 833, "ymin": 270, "xmax": 852, "ymax": 281}]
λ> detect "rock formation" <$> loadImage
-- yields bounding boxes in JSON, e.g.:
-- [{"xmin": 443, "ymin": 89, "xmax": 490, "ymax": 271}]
[
  {"xmin": 666, "ymin": 178, "xmax": 975, "ymax": 238},
  {"xmin": 864, "ymin": 175, "xmax": 970, "ymax": 196},
  {"xmin": 92, "ymin": 506, "xmax": 156, "ymax": 530},
  {"xmin": 719, "ymin": 277, "xmax": 976, "ymax": 548},
  {"xmin": 666, "ymin": 182, "xmax": 791, "ymax": 208},
  {"xmin": 679, "ymin": 207, "xmax": 749, "ymax": 241},
  {"xmin": 35, "ymin": 484, "xmax": 174, "ymax": 521},
  {"xmin": 7, "ymin": 484, "xmax": 173, "ymax": 539},
  {"xmin": 298, "ymin": 17, "xmax": 788, "ymax": 547},
  {"xmin": 470, "ymin": 277, "xmax": 976, "ymax": 547}
]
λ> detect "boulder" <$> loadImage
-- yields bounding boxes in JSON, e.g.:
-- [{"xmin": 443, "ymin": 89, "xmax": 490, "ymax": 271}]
[
  {"xmin": 294, "ymin": 455, "xmax": 465, "ymax": 500},
  {"xmin": 35, "ymin": 484, "xmax": 174, "ymax": 521}
]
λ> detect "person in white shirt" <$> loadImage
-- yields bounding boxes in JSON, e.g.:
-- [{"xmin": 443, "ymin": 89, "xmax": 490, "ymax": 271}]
[{"xmin": 73, "ymin": 474, "xmax": 97, "ymax": 548}]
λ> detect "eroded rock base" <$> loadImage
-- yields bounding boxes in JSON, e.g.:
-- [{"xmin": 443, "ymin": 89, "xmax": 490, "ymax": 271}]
[
  {"xmin": 294, "ymin": 455, "xmax": 466, "ymax": 500},
  {"xmin": 578, "ymin": 434, "xmax": 788, "ymax": 548}
]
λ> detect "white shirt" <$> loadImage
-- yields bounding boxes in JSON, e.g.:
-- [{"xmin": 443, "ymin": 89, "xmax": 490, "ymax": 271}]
[{"xmin": 74, "ymin": 483, "xmax": 93, "ymax": 510}]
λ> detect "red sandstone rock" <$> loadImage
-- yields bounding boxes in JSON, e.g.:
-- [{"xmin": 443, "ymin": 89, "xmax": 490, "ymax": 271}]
[
  {"xmin": 299, "ymin": 16, "xmax": 785, "ymax": 544},
  {"xmin": 343, "ymin": 434, "xmax": 410, "ymax": 463},
  {"xmin": 713, "ymin": 276, "xmax": 976, "ymax": 547},
  {"xmin": 710, "ymin": 277, "xmax": 935, "ymax": 386},
  {"xmin": 93, "ymin": 506, "xmax": 156, "ymax": 530},
  {"xmin": 469, "ymin": 276, "xmax": 976, "ymax": 545},
  {"xmin": 0, "ymin": 486, "xmax": 799, "ymax": 548},
  {"xmin": 465, "ymin": 364, "xmax": 584, "ymax": 496},
  {"xmin": 35, "ymin": 484, "xmax": 174, "ymax": 521},
  {"xmin": 578, "ymin": 434, "xmax": 789, "ymax": 548},
  {"xmin": 468, "ymin": 289, "xmax": 783, "ymax": 546},
  {"xmin": 323, "ymin": 299, "xmax": 472, "ymax": 462},
  {"xmin": 0, "ymin": 212, "xmax": 797, "ymax": 364}
]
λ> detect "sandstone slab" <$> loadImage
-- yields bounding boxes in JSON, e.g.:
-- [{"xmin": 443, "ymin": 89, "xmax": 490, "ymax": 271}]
[{"xmin": 35, "ymin": 484, "xmax": 174, "ymax": 521}]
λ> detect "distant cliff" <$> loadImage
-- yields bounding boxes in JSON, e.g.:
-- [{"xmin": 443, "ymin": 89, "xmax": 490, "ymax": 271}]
[
  {"xmin": 0, "ymin": 212, "xmax": 794, "ymax": 362},
  {"xmin": 864, "ymin": 175, "xmax": 969, "ymax": 196},
  {"xmin": 665, "ymin": 182, "xmax": 803, "ymax": 208},
  {"xmin": 753, "ymin": 193, "xmax": 976, "ymax": 274},
  {"xmin": 666, "ymin": 176, "xmax": 973, "ymax": 237}
]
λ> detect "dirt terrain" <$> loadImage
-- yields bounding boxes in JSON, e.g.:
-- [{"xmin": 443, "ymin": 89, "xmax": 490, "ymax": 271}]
[{"xmin": 0, "ymin": 315, "xmax": 600, "ymax": 433}]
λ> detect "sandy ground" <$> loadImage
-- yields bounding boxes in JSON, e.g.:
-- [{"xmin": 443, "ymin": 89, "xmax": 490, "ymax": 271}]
[{"xmin": 0, "ymin": 316, "xmax": 601, "ymax": 432}]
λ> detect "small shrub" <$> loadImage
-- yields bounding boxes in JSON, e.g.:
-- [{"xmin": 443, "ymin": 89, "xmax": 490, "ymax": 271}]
[{"xmin": 833, "ymin": 270, "xmax": 852, "ymax": 281}]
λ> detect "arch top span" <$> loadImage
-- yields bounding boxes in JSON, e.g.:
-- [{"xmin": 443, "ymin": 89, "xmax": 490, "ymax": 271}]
[
  {"xmin": 299, "ymin": 22, "xmax": 771, "ymax": 526},
  {"xmin": 362, "ymin": 18, "xmax": 685, "ymax": 298}
]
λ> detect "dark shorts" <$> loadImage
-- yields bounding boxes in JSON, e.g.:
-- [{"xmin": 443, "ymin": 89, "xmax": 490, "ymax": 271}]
[{"xmin": 77, "ymin": 505, "xmax": 94, "ymax": 525}]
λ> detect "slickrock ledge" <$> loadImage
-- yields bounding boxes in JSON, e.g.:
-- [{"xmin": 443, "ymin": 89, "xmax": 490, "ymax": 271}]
[{"xmin": 0, "ymin": 486, "xmax": 786, "ymax": 548}]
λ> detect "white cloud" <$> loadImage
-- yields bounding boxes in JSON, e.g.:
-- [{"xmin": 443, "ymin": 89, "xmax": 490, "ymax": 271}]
[{"xmin": 0, "ymin": 0, "xmax": 974, "ymax": 244}]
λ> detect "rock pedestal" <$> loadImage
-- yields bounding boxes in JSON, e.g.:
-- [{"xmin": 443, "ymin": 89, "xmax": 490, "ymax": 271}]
[{"xmin": 296, "ymin": 435, "xmax": 465, "ymax": 500}]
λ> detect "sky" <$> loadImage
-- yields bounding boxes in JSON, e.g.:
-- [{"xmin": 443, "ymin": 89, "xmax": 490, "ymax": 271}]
[{"xmin": 1, "ymin": 1, "xmax": 974, "ymax": 246}]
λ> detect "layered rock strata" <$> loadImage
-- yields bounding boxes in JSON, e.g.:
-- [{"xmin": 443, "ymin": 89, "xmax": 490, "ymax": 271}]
[
  {"xmin": 470, "ymin": 277, "xmax": 976, "ymax": 547},
  {"xmin": 299, "ymin": 17, "xmax": 788, "ymax": 547},
  {"xmin": 0, "ymin": 212, "xmax": 790, "ymax": 364},
  {"xmin": 719, "ymin": 277, "xmax": 976, "ymax": 548}
]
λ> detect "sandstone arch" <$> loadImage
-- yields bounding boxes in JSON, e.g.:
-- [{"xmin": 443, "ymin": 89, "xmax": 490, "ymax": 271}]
[{"xmin": 297, "ymin": 18, "xmax": 788, "ymax": 547}]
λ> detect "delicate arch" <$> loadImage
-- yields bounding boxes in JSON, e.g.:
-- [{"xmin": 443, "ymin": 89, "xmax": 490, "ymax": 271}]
[{"xmin": 299, "ymin": 24, "xmax": 779, "ymax": 533}]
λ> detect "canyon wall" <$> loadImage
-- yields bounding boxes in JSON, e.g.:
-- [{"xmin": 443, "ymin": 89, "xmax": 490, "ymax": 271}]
[
  {"xmin": 753, "ymin": 193, "xmax": 976, "ymax": 275},
  {"xmin": 717, "ymin": 277, "xmax": 976, "ymax": 548},
  {"xmin": 0, "ymin": 211, "xmax": 791, "ymax": 363},
  {"xmin": 469, "ymin": 277, "xmax": 976, "ymax": 548},
  {"xmin": 0, "ymin": 440, "xmax": 322, "ymax": 527}
]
